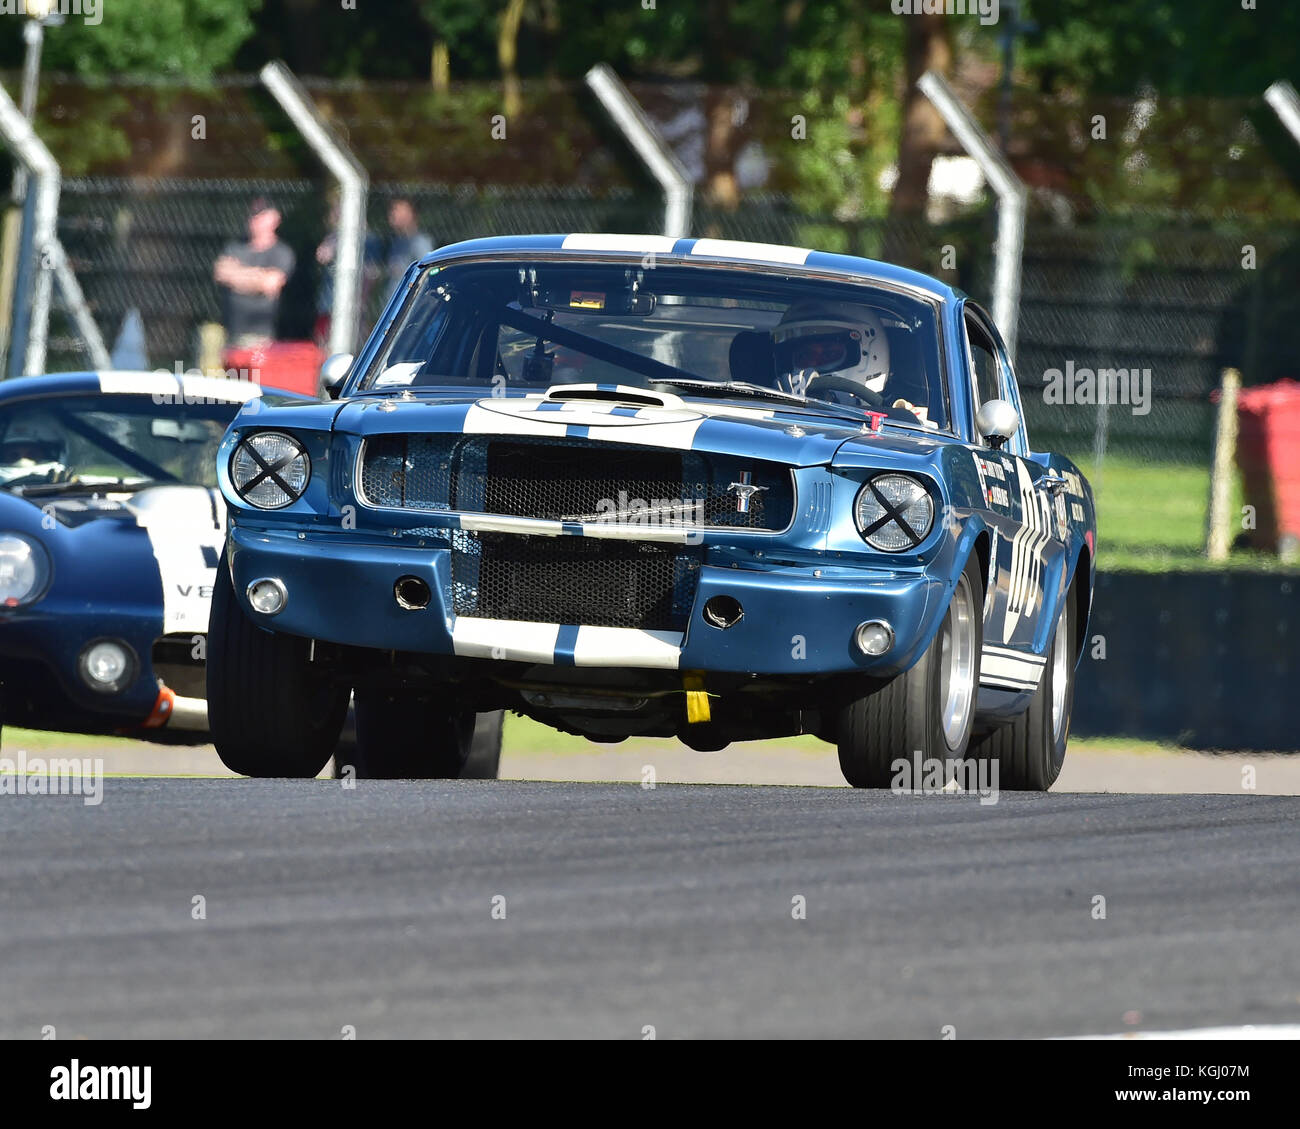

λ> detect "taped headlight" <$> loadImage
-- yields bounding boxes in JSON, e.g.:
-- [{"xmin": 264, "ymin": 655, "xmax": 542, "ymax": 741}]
[
  {"xmin": 0, "ymin": 533, "xmax": 51, "ymax": 608},
  {"xmin": 230, "ymin": 432, "xmax": 310, "ymax": 509},
  {"xmin": 854, "ymin": 474, "xmax": 934, "ymax": 551}
]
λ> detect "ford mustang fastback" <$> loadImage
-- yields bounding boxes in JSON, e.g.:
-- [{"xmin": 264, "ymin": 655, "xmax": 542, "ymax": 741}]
[{"xmin": 208, "ymin": 234, "xmax": 1096, "ymax": 788}]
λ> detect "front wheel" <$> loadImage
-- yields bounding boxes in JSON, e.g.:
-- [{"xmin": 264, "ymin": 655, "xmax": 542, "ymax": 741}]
[
  {"xmin": 967, "ymin": 575, "xmax": 1077, "ymax": 791},
  {"xmin": 837, "ymin": 556, "xmax": 983, "ymax": 788},
  {"xmin": 207, "ymin": 552, "xmax": 350, "ymax": 778}
]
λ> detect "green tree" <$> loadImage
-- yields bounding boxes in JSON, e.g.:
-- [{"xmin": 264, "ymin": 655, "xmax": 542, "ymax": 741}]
[
  {"xmin": 35, "ymin": 0, "xmax": 263, "ymax": 78},
  {"xmin": 1022, "ymin": 0, "xmax": 1300, "ymax": 96}
]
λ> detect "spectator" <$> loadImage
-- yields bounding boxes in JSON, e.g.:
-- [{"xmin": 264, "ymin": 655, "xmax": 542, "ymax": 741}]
[
  {"xmin": 213, "ymin": 197, "xmax": 295, "ymax": 349},
  {"xmin": 385, "ymin": 197, "xmax": 434, "ymax": 292}
]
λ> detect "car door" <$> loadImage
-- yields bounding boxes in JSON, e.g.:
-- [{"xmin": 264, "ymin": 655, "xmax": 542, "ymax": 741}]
[{"xmin": 961, "ymin": 302, "xmax": 1068, "ymax": 693}]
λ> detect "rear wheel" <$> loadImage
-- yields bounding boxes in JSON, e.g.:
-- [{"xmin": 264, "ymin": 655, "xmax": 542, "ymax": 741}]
[
  {"xmin": 207, "ymin": 552, "xmax": 349, "ymax": 778},
  {"xmin": 345, "ymin": 692, "xmax": 502, "ymax": 780},
  {"xmin": 837, "ymin": 556, "xmax": 983, "ymax": 788},
  {"xmin": 968, "ymin": 576, "xmax": 1077, "ymax": 791}
]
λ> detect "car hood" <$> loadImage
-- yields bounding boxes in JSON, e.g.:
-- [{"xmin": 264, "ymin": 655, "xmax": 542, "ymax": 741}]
[
  {"xmin": 6, "ymin": 485, "xmax": 226, "ymax": 635},
  {"xmin": 329, "ymin": 392, "xmax": 947, "ymax": 468},
  {"xmin": 18, "ymin": 483, "xmax": 224, "ymax": 532}
]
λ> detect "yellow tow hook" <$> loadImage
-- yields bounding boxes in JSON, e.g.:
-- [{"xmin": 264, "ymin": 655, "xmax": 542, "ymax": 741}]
[{"xmin": 683, "ymin": 672, "xmax": 711, "ymax": 724}]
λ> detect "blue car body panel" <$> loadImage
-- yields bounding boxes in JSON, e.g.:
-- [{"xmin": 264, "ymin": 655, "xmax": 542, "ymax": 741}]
[
  {"xmin": 219, "ymin": 236, "xmax": 1097, "ymax": 717},
  {"xmin": 0, "ymin": 371, "xmax": 305, "ymax": 736}
]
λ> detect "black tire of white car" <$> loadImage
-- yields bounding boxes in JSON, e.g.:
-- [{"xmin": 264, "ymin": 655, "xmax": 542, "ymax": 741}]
[
  {"xmin": 967, "ymin": 574, "xmax": 1077, "ymax": 792},
  {"xmin": 206, "ymin": 552, "xmax": 350, "ymax": 778},
  {"xmin": 461, "ymin": 710, "xmax": 505, "ymax": 779},
  {"xmin": 837, "ymin": 555, "xmax": 983, "ymax": 789},
  {"xmin": 347, "ymin": 692, "xmax": 495, "ymax": 779}
]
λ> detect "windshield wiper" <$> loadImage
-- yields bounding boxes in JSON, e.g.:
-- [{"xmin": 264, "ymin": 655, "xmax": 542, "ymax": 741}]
[
  {"xmin": 650, "ymin": 378, "xmax": 815, "ymax": 408},
  {"xmin": 10, "ymin": 479, "xmax": 157, "ymax": 498}
]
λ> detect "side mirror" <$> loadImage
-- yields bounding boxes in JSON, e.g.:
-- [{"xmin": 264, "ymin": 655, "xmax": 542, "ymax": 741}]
[
  {"xmin": 975, "ymin": 399, "xmax": 1020, "ymax": 449},
  {"xmin": 319, "ymin": 352, "xmax": 354, "ymax": 400}
]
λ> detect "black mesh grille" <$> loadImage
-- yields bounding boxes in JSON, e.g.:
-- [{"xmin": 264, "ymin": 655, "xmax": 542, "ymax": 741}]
[
  {"xmin": 452, "ymin": 532, "xmax": 700, "ymax": 630},
  {"xmin": 359, "ymin": 434, "xmax": 455, "ymax": 512},
  {"xmin": 359, "ymin": 434, "xmax": 794, "ymax": 530}
]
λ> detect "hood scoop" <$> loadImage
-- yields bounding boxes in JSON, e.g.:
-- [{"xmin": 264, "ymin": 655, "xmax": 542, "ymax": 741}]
[{"xmin": 543, "ymin": 383, "xmax": 686, "ymax": 410}]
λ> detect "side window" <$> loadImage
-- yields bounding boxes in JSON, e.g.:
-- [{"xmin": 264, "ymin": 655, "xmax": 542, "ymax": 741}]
[
  {"xmin": 964, "ymin": 312, "xmax": 1028, "ymax": 454},
  {"xmin": 965, "ymin": 317, "xmax": 1001, "ymax": 410}
]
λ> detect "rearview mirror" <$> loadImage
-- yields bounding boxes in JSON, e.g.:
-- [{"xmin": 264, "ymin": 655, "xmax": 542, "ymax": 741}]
[
  {"xmin": 320, "ymin": 353, "xmax": 354, "ymax": 400},
  {"xmin": 150, "ymin": 419, "xmax": 211, "ymax": 442},
  {"xmin": 975, "ymin": 399, "xmax": 1020, "ymax": 449}
]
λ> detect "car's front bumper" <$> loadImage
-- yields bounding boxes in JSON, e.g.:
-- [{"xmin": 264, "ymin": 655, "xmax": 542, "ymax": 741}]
[
  {"xmin": 228, "ymin": 527, "xmax": 946, "ymax": 676},
  {"xmin": 0, "ymin": 608, "xmax": 166, "ymax": 732}
]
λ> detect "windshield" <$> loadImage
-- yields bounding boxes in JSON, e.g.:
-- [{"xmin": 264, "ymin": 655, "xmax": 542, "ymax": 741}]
[
  {"xmin": 358, "ymin": 262, "xmax": 950, "ymax": 430},
  {"xmin": 0, "ymin": 396, "xmax": 235, "ymax": 493}
]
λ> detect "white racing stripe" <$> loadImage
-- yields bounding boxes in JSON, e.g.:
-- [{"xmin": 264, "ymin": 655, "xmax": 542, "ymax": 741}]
[
  {"xmin": 451, "ymin": 617, "xmax": 685, "ymax": 669},
  {"xmin": 452, "ymin": 618, "xmax": 559, "ymax": 664},
  {"xmin": 463, "ymin": 400, "xmax": 707, "ymax": 450},
  {"xmin": 128, "ymin": 486, "xmax": 226, "ymax": 636},
  {"xmin": 689, "ymin": 238, "xmax": 812, "ymax": 265},
  {"xmin": 97, "ymin": 371, "xmax": 264, "ymax": 403},
  {"xmin": 571, "ymin": 626, "xmax": 683, "ymax": 669},
  {"xmin": 457, "ymin": 513, "xmax": 693, "ymax": 544}
]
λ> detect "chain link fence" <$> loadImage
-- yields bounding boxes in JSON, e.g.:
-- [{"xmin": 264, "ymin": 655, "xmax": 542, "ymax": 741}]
[{"xmin": 11, "ymin": 75, "xmax": 1300, "ymax": 520}]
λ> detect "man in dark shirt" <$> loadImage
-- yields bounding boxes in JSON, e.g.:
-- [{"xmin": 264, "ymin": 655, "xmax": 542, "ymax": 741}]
[
  {"xmin": 214, "ymin": 197, "xmax": 296, "ymax": 347},
  {"xmin": 385, "ymin": 197, "xmax": 434, "ymax": 294}
]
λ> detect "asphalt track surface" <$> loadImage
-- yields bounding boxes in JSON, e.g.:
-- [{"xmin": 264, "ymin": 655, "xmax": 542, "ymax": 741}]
[{"xmin": 3, "ymin": 781, "xmax": 1298, "ymax": 1039}]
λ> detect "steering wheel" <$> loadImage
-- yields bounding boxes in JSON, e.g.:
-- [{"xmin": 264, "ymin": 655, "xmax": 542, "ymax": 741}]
[{"xmin": 804, "ymin": 372, "xmax": 885, "ymax": 408}]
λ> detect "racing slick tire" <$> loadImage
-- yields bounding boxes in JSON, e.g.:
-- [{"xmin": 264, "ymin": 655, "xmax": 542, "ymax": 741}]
[
  {"xmin": 207, "ymin": 552, "xmax": 350, "ymax": 778},
  {"xmin": 346, "ymin": 693, "xmax": 500, "ymax": 780},
  {"xmin": 837, "ymin": 555, "xmax": 983, "ymax": 789},
  {"xmin": 967, "ymin": 573, "xmax": 1078, "ymax": 792},
  {"xmin": 461, "ymin": 710, "xmax": 505, "ymax": 779}
]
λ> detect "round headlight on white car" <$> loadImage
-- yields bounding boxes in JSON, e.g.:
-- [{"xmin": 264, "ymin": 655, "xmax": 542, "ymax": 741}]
[
  {"xmin": 854, "ymin": 474, "xmax": 935, "ymax": 551},
  {"xmin": 0, "ymin": 533, "xmax": 51, "ymax": 608},
  {"xmin": 78, "ymin": 639, "xmax": 137, "ymax": 694},
  {"xmin": 230, "ymin": 432, "xmax": 311, "ymax": 509}
]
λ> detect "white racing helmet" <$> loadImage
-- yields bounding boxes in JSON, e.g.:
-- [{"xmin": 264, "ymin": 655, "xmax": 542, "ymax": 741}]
[{"xmin": 771, "ymin": 300, "xmax": 891, "ymax": 394}]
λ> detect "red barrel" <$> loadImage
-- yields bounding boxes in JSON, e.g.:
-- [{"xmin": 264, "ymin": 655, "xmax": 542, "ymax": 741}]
[
  {"xmin": 221, "ymin": 341, "xmax": 324, "ymax": 397},
  {"xmin": 1236, "ymin": 379, "xmax": 1300, "ymax": 552}
]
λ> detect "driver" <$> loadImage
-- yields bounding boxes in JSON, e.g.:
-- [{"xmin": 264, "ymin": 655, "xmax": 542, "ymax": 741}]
[
  {"xmin": 771, "ymin": 301, "xmax": 932, "ymax": 425},
  {"xmin": 0, "ymin": 415, "xmax": 69, "ymax": 485}
]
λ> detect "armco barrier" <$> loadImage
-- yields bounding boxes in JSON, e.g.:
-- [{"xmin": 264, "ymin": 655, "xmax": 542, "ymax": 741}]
[{"xmin": 1073, "ymin": 570, "xmax": 1300, "ymax": 750}]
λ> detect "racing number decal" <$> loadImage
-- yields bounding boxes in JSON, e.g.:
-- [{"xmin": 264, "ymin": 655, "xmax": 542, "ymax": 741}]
[{"xmin": 1002, "ymin": 459, "xmax": 1054, "ymax": 645}]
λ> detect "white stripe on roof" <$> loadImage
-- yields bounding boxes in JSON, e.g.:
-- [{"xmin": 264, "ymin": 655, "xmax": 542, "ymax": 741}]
[{"xmin": 689, "ymin": 238, "xmax": 812, "ymax": 265}]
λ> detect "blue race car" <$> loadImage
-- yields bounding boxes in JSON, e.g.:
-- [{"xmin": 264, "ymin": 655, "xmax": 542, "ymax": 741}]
[
  {"xmin": 208, "ymin": 235, "xmax": 1096, "ymax": 789},
  {"xmin": 0, "ymin": 371, "xmax": 272, "ymax": 745}
]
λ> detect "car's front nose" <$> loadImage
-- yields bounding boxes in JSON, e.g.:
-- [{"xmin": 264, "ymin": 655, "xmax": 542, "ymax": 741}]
[{"xmin": 221, "ymin": 403, "xmax": 966, "ymax": 677}]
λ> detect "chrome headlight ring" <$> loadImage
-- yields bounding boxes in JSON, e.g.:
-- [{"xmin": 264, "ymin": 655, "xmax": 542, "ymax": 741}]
[
  {"xmin": 853, "ymin": 473, "xmax": 935, "ymax": 552},
  {"xmin": 230, "ymin": 432, "xmax": 311, "ymax": 509}
]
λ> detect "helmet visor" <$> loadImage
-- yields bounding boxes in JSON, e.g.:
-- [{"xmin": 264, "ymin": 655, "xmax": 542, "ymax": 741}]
[{"xmin": 773, "ymin": 328, "xmax": 862, "ymax": 376}]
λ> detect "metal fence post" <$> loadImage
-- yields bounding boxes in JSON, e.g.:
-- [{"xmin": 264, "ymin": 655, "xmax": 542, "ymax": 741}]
[
  {"xmin": 1265, "ymin": 81, "xmax": 1300, "ymax": 145},
  {"xmin": 260, "ymin": 62, "xmax": 369, "ymax": 357},
  {"xmin": 0, "ymin": 78, "xmax": 59, "ymax": 376},
  {"xmin": 918, "ymin": 71, "xmax": 1027, "ymax": 363},
  {"xmin": 585, "ymin": 64, "xmax": 692, "ymax": 239}
]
